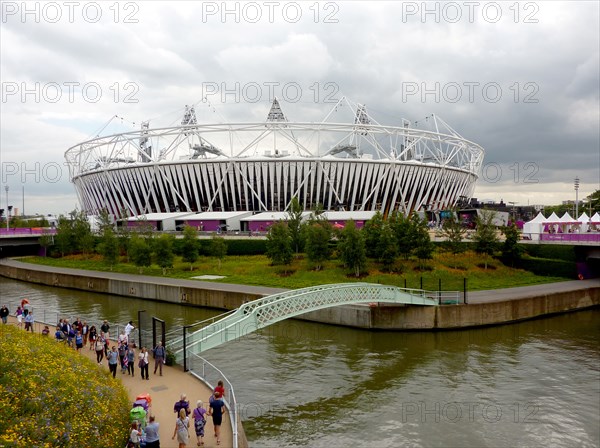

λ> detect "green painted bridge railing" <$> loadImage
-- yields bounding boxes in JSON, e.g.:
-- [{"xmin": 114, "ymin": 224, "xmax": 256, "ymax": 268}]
[{"xmin": 167, "ymin": 283, "xmax": 454, "ymax": 363}]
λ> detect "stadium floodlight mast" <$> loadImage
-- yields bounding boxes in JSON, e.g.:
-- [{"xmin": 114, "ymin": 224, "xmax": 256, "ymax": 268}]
[{"xmin": 574, "ymin": 177, "xmax": 580, "ymax": 218}]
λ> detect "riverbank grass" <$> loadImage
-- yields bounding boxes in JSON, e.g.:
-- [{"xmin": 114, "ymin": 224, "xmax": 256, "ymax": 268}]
[{"xmin": 22, "ymin": 251, "xmax": 571, "ymax": 291}]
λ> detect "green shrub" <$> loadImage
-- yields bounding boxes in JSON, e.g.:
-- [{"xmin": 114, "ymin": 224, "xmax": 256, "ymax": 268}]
[
  {"xmin": 517, "ymin": 257, "xmax": 576, "ymax": 278},
  {"xmin": 0, "ymin": 326, "xmax": 131, "ymax": 447},
  {"xmin": 225, "ymin": 239, "xmax": 267, "ymax": 255},
  {"xmin": 165, "ymin": 348, "xmax": 176, "ymax": 366},
  {"xmin": 522, "ymin": 244, "xmax": 576, "ymax": 262}
]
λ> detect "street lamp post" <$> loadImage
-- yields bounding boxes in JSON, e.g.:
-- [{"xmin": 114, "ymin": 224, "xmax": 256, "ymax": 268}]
[
  {"xmin": 4, "ymin": 186, "xmax": 8, "ymax": 230},
  {"xmin": 574, "ymin": 177, "xmax": 580, "ymax": 218}
]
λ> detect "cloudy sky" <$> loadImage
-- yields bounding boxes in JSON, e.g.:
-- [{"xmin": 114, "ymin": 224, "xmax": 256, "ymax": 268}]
[{"xmin": 1, "ymin": 1, "xmax": 598, "ymax": 216}]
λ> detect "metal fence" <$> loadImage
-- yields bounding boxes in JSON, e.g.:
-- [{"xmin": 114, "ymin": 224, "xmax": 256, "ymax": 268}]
[{"xmin": 186, "ymin": 353, "xmax": 239, "ymax": 448}]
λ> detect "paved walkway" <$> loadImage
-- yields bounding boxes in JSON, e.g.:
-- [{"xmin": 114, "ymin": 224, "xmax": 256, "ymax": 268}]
[
  {"xmin": 467, "ymin": 279, "xmax": 600, "ymax": 303},
  {"xmin": 5, "ymin": 317, "xmax": 234, "ymax": 448}
]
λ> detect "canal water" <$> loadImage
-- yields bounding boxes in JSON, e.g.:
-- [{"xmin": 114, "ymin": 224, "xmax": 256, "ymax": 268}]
[{"xmin": 1, "ymin": 277, "xmax": 598, "ymax": 447}]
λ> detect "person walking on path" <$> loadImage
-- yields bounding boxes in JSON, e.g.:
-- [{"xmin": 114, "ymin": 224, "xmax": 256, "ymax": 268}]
[
  {"xmin": 81, "ymin": 321, "xmax": 89, "ymax": 346},
  {"xmin": 192, "ymin": 400, "xmax": 207, "ymax": 447},
  {"xmin": 118, "ymin": 342, "xmax": 128, "ymax": 373},
  {"xmin": 172, "ymin": 408, "xmax": 190, "ymax": 447},
  {"xmin": 127, "ymin": 344, "xmax": 136, "ymax": 376},
  {"xmin": 211, "ymin": 380, "xmax": 226, "ymax": 402},
  {"xmin": 118, "ymin": 330, "xmax": 128, "ymax": 347},
  {"xmin": 145, "ymin": 415, "xmax": 160, "ymax": 448},
  {"xmin": 15, "ymin": 306, "xmax": 23, "ymax": 328},
  {"xmin": 100, "ymin": 320, "xmax": 110, "ymax": 340},
  {"xmin": 153, "ymin": 341, "xmax": 166, "ymax": 376},
  {"xmin": 107, "ymin": 346, "xmax": 119, "ymax": 378},
  {"xmin": 208, "ymin": 391, "xmax": 225, "ymax": 446},
  {"xmin": 174, "ymin": 394, "xmax": 191, "ymax": 416},
  {"xmin": 125, "ymin": 320, "xmax": 135, "ymax": 342},
  {"xmin": 95, "ymin": 332, "xmax": 106, "ymax": 364},
  {"xmin": 24, "ymin": 311, "xmax": 34, "ymax": 332},
  {"xmin": 75, "ymin": 330, "xmax": 84, "ymax": 352},
  {"xmin": 129, "ymin": 421, "xmax": 142, "ymax": 448},
  {"xmin": 0, "ymin": 305, "xmax": 9, "ymax": 324},
  {"xmin": 88, "ymin": 325, "xmax": 97, "ymax": 350},
  {"xmin": 139, "ymin": 347, "xmax": 150, "ymax": 380}
]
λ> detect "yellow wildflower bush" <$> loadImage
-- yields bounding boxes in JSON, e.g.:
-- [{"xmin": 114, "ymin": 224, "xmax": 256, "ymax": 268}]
[{"xmin": 0, "ymin": 326, "xmax": 130, "ymax": 447}]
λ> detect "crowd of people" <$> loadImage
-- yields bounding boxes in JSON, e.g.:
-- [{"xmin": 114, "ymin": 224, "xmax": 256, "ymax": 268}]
[
  {"xmin": 1, "ymin": 299, "xmax": 36, "ymax": 332},
  {"xmin": 170, "ymin": 384, "xmax": 227, "ymax": 447},
  {"xmin": 3, "ymin": 300, "xmax": 230, "ymax": 447},
  {"xmin": 126, "ymin": 383, "xmax": 227, "ymax": 448}
]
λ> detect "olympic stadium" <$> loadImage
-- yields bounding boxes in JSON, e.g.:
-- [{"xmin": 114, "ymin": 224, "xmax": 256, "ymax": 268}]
[{"xmin": 65, "ymin": 98, "xmax": 485, "ymax": 218}]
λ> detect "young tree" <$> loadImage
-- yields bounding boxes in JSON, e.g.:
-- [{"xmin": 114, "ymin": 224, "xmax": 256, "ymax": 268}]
[
  {"xmin": 39, "ymin": 230, "xmax": 54, "ymax": 257},
  {"xmin": 362, "ymin": 211, "xmax": 385, "ymax": 259},
  {"xmin": 338, "ymin": 220, "xmax": 367, "ymax": 277},
  {"xmin": 129, "ymin": 235, "xmax": 152, "ymax": 274},
  {"xmin": 473, "ymin": 210, "xmax": 499, "ymax": 269},
  {"xmin": 79, "ymin": 231, "xmax": 96, "ymax": 258},
  {"xmin": 97, "ymin": 227, "xmax": 119, "ymax": 269},
  {"xmin": 376, "ymin": 221, "xmax": 398, "ymax": 271},
  {"xmin": 72, "ymin": 210, "xmax": 95, "ymax": 257},
  {"xmin": 286, "ymin": 197, "xmax": 305, "ymax": 255},
  {"xmin": 501, "ymin": 223, "xmax": 523, "ymax": 266},
  {"xmin": 412, "ymin": 214, "xmax": 435, "ymax": 268},
  {"xmin": 266, "ymin": 221, "xmax": 293, "ymax": 267},
  {"xmin": 440, "ymin": 212, "xmax": 467, "ymax": 255},
  {"xmin": 97, "ymin": 208, "xmax": 114, "ymax": 234},
  {"xmin": 54, "ymin": 215, "xmax": 75, "ymax": 257},
  {"xmin": 181, "ymin": 225, "xmax": 199, "ymax": 270},
  {"xmin": 116, "ymin": 208, "xmax": 132, "ymax": 261},
  {"xmin": 391, "ymin": 211, "xmax": 417, "ymax": 259},
  {"xmin": 304, "ymin": 221, "xmax": 332, "ymax": 271},
  {"xmin": 585, "ymin": 189, "xmax": 600, "ymax": 215},
  {"xmin": 210, "ymin": 235, "xmax": 228, "ymax": 270},
  {"xmin": 154, "ymin": 234, "xmax": 175, "ymax": 275}
]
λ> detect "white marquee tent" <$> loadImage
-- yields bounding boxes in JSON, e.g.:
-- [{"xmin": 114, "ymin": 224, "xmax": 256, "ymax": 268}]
[{"xmin": 522, "ymin": 212, "xmax": 546, "ymax": 240}]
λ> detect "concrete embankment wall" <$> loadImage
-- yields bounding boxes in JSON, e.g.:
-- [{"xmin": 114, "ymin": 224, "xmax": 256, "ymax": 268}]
[
  {"xmin": 0, "ymin": 263, "xmax": 265, "ymax": 311},
  {"xmin": 1, "ymin": 262, "xmax": 598, "ymax": 330},
  {"xmin": 297, "ymin": 287, "xmax": 600, "ymax": 329}
]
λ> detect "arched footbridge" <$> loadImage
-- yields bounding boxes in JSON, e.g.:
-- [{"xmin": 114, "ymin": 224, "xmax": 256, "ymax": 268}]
[{"xmin": 167, "ymin": 283, "xmax": 446, "ymax": 363}]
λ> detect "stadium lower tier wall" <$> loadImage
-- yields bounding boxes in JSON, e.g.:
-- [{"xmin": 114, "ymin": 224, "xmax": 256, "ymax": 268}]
[{"xmin": 1, "ymin": 263, "xmax": 598, "ymax": 330}]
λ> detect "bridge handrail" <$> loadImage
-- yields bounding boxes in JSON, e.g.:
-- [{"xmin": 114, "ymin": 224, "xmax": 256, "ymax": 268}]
[
  {"xmin": 179, "ymin": 309, "xmax": 238, "ymax": 333},
  {"xmin": 187, "ymin": 353, "xmax": 238, "ymax": 448},
  {"xmin": 171, "ymin": 283, "xmax": 448, "ymax": 356},
  {"xmin": 166, "ymin": 284, "xmax": 372, "ymax": 352}
]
